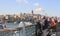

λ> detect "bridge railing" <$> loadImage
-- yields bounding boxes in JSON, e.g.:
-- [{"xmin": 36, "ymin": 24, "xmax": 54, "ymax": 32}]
[{"xmin": 0, "ymin": 24, "xmax": 36, "ymax": 36}]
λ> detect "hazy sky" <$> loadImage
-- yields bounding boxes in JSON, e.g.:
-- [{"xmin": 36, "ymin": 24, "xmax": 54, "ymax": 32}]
[{"xmin": 0, "ymin": 0, "xmax": 60, "ymax": 16}]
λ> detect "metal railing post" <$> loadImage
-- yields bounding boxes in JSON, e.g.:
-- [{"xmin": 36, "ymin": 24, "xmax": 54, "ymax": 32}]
[
  {"xmin": 19, "ymin": 21, "xmax": 26, "ymax": 36},
  {"xmin": 22, "ymin": 22, "xmax": 26, "ymax": 36}
]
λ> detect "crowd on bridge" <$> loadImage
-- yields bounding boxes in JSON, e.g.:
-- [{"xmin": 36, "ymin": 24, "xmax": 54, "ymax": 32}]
[{"xmin": 36, "ymin": 16, "xmax": 60, "ymax": 36}]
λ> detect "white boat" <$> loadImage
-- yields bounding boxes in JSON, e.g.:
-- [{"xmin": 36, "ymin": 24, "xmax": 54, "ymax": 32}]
[{"xmin": 14, "ymin": 21, "xmax": 17, "ymax": 24}]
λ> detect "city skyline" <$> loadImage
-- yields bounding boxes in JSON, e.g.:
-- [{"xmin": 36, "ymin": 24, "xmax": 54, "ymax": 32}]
[{"xmin": 0, "ymin": 0, "xmax": 60, "ymax": 17}]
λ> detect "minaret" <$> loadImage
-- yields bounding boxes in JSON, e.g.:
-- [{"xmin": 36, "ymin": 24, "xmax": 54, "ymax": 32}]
[
  {"xmin": 31, "ymin": 10, "xmax": 34, "ymax": 23},
  {"xmin": 32, "ymin": 10, "xmax": 34, "ymax": 14}
]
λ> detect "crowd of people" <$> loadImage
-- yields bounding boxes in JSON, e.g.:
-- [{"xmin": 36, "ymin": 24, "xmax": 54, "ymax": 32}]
[{"xmin": 36, "ymin": 16, "xmax": 59, "ymax": 36}]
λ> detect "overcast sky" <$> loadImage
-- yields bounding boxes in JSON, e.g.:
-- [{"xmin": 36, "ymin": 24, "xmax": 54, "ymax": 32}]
[{"xmin": 0, "ymin": 0, "xmax": 60, "ymax": 16}]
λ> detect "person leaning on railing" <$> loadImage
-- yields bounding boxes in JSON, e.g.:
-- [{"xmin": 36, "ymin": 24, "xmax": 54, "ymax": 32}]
[
  {"xmin": 0, "ymin": 24, "xmax": 6, "ymax": 29},
  {"xmin": 36, "ymin": 20, "xmax": 43, "ymax": 36},
  {"xmin": 42, "ymin": 16, "xmax": 49, "ymax": 30}
]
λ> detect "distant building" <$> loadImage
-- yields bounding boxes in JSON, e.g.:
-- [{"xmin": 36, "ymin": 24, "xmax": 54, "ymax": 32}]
[{"xmin": 0, "ymin": 15, "xmax": 5, "ymax": 23}]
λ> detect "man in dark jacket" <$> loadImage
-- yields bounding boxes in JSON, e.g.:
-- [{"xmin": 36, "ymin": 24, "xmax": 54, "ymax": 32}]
[
  {"xmin": 36, "ymin": 20, "xmax": 43, "ymax": 36},
  {"xmin": 43, "ymin": 17, "xmax": 49, "ymax": 30}
]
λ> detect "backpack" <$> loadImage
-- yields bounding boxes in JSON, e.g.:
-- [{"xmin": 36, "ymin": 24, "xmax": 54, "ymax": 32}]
[{"xmin": 52, "ymin": 23, "xmax": 56, "ymax": 29}]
